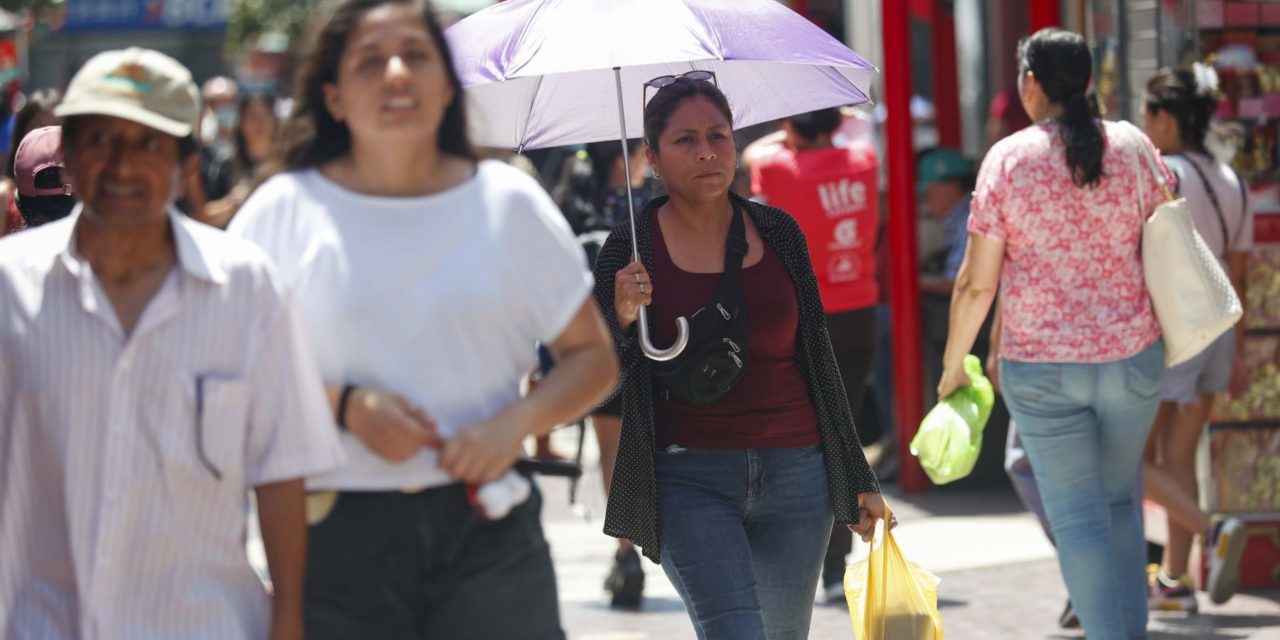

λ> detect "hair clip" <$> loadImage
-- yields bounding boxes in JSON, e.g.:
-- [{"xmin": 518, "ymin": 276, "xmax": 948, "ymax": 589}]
[{"xmin": 1192, "ymin": 62, "xmax": 1220, "ymax": 96}]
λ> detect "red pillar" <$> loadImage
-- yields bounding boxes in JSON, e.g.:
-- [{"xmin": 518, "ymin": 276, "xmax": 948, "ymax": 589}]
[
  {"xmin": 1029, "ymin": 0, "xmax": 1061, "ymax": 32},
  {"xmin": 932, "ymin": 0, "xmax": 961, "ymax": 149},
  {"xmin": 883, "ymin": 0, "xmax": 928, "ymax": 494}
]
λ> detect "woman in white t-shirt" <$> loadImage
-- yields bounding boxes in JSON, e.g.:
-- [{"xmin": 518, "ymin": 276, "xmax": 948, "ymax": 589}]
[
  {"xmin": 229, "ymin": 0, "xmax": 618, "ymax": 637},
  {"xmin": 1141, "ymin": 66, "xmax": 1252, "ymax": 611}
]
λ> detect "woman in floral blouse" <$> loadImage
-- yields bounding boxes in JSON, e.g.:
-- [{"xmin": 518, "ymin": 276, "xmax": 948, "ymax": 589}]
[{"xmin": 937, "ymin": 28, "xmax": 1171, "ymax": 639}]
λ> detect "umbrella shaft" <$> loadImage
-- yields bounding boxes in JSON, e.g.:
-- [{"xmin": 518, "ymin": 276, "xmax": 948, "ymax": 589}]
[{"xmin": 613, "ymin": 66, "xmax": 641, "ymax": 262}]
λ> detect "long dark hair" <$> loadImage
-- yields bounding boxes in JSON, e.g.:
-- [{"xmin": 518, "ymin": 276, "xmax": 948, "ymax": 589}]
[
  {"xmin": 1019, "ymin": 28, "xmax": 1104, "ymax": 188},
  {"xmin": 642, "ymin": 77, "xmax": 733, "ymax": 153},
  {"xmin": 274, "ymin": 0, "xmax": 473, "ymax": 172},
  {"xmin": 1145, "ymin": 68, "xmax": 1217, "ymax": 155},
  {"xmin": 7, "ymin": 89, "xmax": 61, "ymax": 179}
]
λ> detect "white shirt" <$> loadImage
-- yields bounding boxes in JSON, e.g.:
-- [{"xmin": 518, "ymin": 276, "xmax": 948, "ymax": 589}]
[
  {"xmin": 1166, "ymin": 152, "xmax": 1255, "ymax": 259},
  {"xmin": 0, "ymin": 207, "xmax": 345, "ymax": 640},
  {"xmin": 229, "ymin": 161, "xmax": 593, "ymax": 491}
]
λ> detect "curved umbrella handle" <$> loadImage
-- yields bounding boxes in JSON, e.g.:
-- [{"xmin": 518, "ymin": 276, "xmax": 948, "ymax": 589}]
[{"xmin": 637, "ymin": 307, "xmax": 689, "ymax": 361}]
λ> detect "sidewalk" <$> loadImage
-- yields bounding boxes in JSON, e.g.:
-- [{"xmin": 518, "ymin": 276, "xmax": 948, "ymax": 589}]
[{"xmin": 539, "ymin": 427, "xmax": 1280, "ymax": 639}]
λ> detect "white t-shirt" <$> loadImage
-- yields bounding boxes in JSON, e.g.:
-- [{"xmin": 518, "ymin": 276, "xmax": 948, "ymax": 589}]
[
  {"xmin": 229, "ymin": 160, "xmax": 593, "ymax": 491},
  {"xmin": 1166, "ymin": 153, "xmax": 1254, "ymax": 260}
]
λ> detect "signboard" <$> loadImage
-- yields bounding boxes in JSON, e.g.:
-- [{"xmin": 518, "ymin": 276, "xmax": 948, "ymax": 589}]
[{"xmin": 64, "ymin": 0, "xmax": 227, "ymax": 31}]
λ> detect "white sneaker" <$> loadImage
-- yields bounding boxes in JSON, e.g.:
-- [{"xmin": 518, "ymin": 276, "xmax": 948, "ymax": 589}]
[
  {"xmin": 1206, "ymin": 517, "xmax": 1248, "ymax": 605},
  {"xmin": 823, "ymin": 582, "xmax": 846, "ymax": 605}
]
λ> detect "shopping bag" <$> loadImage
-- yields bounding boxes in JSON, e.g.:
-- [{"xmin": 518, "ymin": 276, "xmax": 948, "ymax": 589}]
[
  {"xmin": 910, "ymin": 354, "xmax": 994, "ymax": 485},
  {"xmin": 844, "ymin": 502, "xmax": 943, "ymax": 640}
]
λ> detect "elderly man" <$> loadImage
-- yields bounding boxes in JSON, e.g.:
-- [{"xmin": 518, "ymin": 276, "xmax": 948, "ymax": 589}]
[{"xmin": 0, "ymin": 48, "xmax": 343, "ymax": 639}]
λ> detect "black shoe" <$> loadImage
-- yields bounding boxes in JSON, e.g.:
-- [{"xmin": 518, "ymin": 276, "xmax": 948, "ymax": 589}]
[
  {"xmin": 605, "ymin": 547, "xmax": 645, "ymax": 607},
  {"xmin": 1059, "ymin": 599, "xmax": 1080, "ymax": 629}
]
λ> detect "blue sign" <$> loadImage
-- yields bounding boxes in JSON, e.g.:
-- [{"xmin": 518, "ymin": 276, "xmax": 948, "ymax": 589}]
[{"xmin": 64, "ymin": 0, "xmax": 227, "ymax": 31}]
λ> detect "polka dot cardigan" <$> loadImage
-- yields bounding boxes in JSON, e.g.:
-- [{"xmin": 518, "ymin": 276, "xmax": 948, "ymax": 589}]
[{"xmin": 592, "ymin": 193, "xmax": 881, "ymax": 564}]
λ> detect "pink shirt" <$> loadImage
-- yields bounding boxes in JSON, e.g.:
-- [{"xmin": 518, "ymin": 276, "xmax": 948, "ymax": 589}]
[{"xmin": 969, "ymin": 120, "xmax": 1172, "ymax": 363}]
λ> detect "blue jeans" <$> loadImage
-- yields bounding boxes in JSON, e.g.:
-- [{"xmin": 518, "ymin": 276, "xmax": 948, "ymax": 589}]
[
  {"xmin": 1000, "ymin": 340, "xmax": 1164, "ymax": 640},
  {"xmin": 655, "ymin": 444, "xmax": 834, "ymax": 640}
]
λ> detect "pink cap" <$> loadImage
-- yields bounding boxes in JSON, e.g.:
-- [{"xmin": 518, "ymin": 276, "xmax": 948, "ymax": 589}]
[{"xmin": 15, "ymin": 126, "xmax": 71, "ymax": 198}]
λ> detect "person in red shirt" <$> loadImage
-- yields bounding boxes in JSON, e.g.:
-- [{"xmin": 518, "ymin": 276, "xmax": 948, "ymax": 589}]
[{"xmin": 749, "ymin": 107, "xmax": 880, "ymax": 602}]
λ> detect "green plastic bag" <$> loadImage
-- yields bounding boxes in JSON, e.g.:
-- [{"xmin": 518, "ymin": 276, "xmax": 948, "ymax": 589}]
[{"xmin": 910, "ymin": 355, "xmax": 994, "ymax": 485}]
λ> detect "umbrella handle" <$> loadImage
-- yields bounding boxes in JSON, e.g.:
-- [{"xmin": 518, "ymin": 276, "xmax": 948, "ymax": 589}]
[{"xmin": 637, "ymin": 307, "xmax": 689, "ymax": 361}]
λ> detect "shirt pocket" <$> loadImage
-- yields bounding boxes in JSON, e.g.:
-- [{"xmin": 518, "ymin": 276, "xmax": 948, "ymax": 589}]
[{"xmin": 196, "ymin": 376, "xmax": 250, "ymax": 481}]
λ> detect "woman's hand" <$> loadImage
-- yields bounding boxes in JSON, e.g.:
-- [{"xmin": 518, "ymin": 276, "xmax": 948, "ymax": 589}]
[
  {"xmin": 937, "ymin": 364, "xmax": 972, "ymax": 400},
  {"xmin": 848, "ymin": 493, "xmax": 897, "ymax": 543},
  {"xmin": 614, "ymin": 260, "xmax": 653, "ymax": 331},
  {"xmin": 346, "ymin": 388, "xmax": 441, "ymax": 463},
  {"xmin": 440, "ymin": 414, "xmax": 530, "ymax": 484}
]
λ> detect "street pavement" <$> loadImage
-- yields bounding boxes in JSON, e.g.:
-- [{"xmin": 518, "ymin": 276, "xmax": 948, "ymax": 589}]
[{"xmin": 540, "ymin": 427, "xmax": 1280, "ymax": 640}]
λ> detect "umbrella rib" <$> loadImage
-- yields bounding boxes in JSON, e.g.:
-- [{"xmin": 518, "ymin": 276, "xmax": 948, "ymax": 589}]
[{"xmin": 519, "ymin": 73, "xmax": 545, "ymax": 150}]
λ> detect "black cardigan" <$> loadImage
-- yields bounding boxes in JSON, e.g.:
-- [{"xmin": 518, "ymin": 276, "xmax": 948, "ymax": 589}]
[{"xmin": 592, "ymin": 193, "xmax": 881, "ymax": 564}]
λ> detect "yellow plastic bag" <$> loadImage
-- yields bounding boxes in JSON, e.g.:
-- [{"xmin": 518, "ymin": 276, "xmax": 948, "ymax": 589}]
[{"xmin": 844, "ymin": 502, "xmax": 944, "ymax": 640}]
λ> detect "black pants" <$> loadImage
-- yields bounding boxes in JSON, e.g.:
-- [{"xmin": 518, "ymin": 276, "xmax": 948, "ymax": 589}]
[
  {"xmin": 304, "ymin": 483, "xmax": 565, "ymax": 640},
  {"xmin": 820, "ymin": 306, "xmax": 877, "ymax": 589}
]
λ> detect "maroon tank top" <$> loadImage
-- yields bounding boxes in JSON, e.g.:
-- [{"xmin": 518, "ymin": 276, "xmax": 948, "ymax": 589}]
[{"xmin": 648, "ymin": 211, "xmax": 820, "ymax": 449}]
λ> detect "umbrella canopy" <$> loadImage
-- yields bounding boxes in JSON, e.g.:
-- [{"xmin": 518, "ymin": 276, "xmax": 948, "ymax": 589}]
[{"xmin": 446, "ymin": 0, "xmax": 877, "ymax": 150}]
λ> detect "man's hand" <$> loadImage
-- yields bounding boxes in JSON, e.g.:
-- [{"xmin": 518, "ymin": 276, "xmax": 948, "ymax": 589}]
[
  {"xmin": 440, "ymin": 414, "xmax": 530, "ymax": 484},
  {"xmin": 347, "ymin": 389, "xmax": 440, "ymax": 463}
]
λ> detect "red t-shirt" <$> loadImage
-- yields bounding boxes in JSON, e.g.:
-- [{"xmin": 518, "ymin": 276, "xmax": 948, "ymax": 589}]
[
  {"xmin": 648, "ymin": 211, "xmax": 820, "ymax": 449},
  {"xmin": 750, "ymin": 143, "xmax": 879, "ymax": 313}
]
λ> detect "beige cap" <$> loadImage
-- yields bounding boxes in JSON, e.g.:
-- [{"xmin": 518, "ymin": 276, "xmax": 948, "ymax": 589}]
[{"xmin": 54, "ymin": 47, "xmax": 200, "ymax": 138}]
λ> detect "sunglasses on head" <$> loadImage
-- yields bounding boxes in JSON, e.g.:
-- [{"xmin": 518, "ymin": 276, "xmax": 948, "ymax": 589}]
[{"xmin": 642, "ymin": 70, "xmax": 718, "ymax": 115}]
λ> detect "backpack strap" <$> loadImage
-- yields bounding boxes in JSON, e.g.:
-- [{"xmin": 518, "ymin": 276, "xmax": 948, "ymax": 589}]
[{"xmin": 1178, "ymin": 154, "xmax": 1231, "ymax": 251}]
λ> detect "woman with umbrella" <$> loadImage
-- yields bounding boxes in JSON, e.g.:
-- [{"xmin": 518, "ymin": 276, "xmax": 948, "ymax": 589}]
[
  {"xmin": 593, "ymin": 74, "xmax": 890, "ymax": 640},
  {"xmin": 229, "ymin": 0, "xmax": 617, "ymax": 637}
]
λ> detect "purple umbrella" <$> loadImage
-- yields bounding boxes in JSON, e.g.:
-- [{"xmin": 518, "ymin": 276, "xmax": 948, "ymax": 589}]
[{"xmin": 447, "ymin": 0, "xmax": 877, "ymax": 360}]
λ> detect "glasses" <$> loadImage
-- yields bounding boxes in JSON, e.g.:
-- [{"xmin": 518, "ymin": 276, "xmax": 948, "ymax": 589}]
[{"xmin": 642, "ymin": 70, "xmax": 718, "ymax": 116}]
